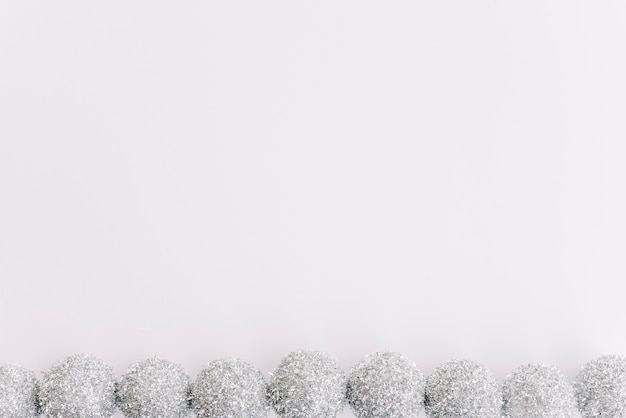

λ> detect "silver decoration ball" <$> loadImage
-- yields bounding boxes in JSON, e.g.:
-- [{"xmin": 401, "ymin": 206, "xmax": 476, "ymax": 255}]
[
  {"xmin": 424, "ymin": 359, "xmax": 501, "ymax": 418},
  {"xmin": 117, "ymin": 356, "xmax": 190, "ymax": 418},
  {"xmin": 347, "ymin": 352, "xmax": 424, "ymax": 418},
  {"xmin": 267, "ymin": 350, "xmax": 346, "ymax": 418},
  {"xmin": 575, "ymin": 354, "xmax": 626, "ymax": 418},
  {"xmin": 192, "ymin": 358, "xmax": 269, "ymax": 418},
  {"xmin": 0, "ymin": 365, "xmax": 39, "ymax": 418},
  {"xmin": 39, "ymin": 354, "xmax": 116, "ymax": 418},
  {"xmin": 502, "ymin": 363, "xmax": 576, "ymax": 418}
]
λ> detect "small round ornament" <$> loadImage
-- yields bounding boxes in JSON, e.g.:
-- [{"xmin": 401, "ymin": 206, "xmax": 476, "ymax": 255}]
[
  {"xmin": 502, "ymin": 363, "xmax": 576, "ymax": 417},
  {"xmin": 39, "ymin": 354, "xmax": 116, "ymax": 418},
  {"xmin": 117, "ymin": 356, "xmax": 190, "ymax": 418},
  {"xmin": 191, "ymin": 358, "xmax": 269, "ymax": 418},
  {"xmin": 424, "ymin": 359, "xmax": 501, "ymax": 418},
  {"xmin": 575, "ymin": 354, "xmax": 626, "ymax": 418},
  {"xmin": 346, "ymin": 352, "xmax": 425, "ymax": 418},
  {"xmin": 0, "ymin": 364, "xmax": 39, "ymax": 418},
  {"xmin": 267, "ymin": 350, "xmax": 346, "ymax": 418}
]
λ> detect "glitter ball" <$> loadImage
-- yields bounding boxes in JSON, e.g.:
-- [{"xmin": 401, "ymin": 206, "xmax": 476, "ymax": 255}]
[
  {"xmin": 191, "ymin": 358, "xmax": 269, "ymax": 418},
  {"xmin": 267, "ymin": 350, "xmax": 346, "ymax": 418},
  {"xmin": 39, "ymin": 354, "xmax": 116, "ymax": 418},
  {"xmin": 117, "ymin": 356, "xmax": 190, "ymax": 418},
  {"xmin": 0, "ymin": 364, "xmax": 39, "ymax": 418},
  {"xmin": 346, "ymin": 352, "xmax": 425, "ymax": 418},
  {"xmin": 424, "ymin": 359, "xmax": 501, "ymax": 418},
  {"xmin": 502, "ymin": 363, "xmax": 576, "ymax": 417},
  {"xmin": 575, "ymin": 354, "xmax": 626, "ymax": 418}
]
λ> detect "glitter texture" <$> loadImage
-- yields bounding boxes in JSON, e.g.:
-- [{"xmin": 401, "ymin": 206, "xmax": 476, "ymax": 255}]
[
  {"xmin": 117, "ymin": 356, "xmax": 190, "ymax": 418},
  {"xmin": 267, "ymin": 350, "xmax": 346, "ymax": 418},
  {"xmin": 502, "ymin": 363, "xmax": 576, "ymax": 417},
  {"xmin": 0, "ymin": 364, "xmax": 39, "ymax": 418},
  {"xmin": 39, "ymin": 354, "xmax": 116, "ymax": 418},
  {"xmin": 346, "ymin": 352, "xmax": 424, "ymax": 418},
  {"xmin": 575, "ymin": 354, "xmax": 626, "ymax": 418},
  {"xmin": 424, "ymin": 359, "xmax": 501, "ymax": 418},
  {"xmin": 191, "ymin": 358, "xmax": 269, "ymax": 418}
]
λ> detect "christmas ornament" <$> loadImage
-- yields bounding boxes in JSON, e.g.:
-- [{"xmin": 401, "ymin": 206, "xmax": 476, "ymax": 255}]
[
  {"xmin": 0, "ymin": 364, "xmax": 39, "ymax": 418},
  {"xmin": 2, "ymin": 352, "xmax": 626, "ymax": 417},
  {"xmin": 502, "ymin": 363, "xmax": 576, "ymax": 417},
  {"xmin": 117, "ymin": 356, "xmax": 190, "ymax": 418},
  {"xmin": 575, "ymin": 354, "xmax": 626, "ymax": 418},
  {"xmin": 346, "ymin": 351, "xmax": 424, "ymax": 418},
  {"xmin": 39, "ymin": 354, "xmax": 116, "ymax": 418},
  {"xmin": 424, "ymin": 359, "xmax": 501, "ymax": 418},
  {"xmin": 192, "ymin": 358, "xmax": 269, "ymax": 418},
  {"xmin": 267, "ymin": 350, "xmax": 346, "ymax": 418}
]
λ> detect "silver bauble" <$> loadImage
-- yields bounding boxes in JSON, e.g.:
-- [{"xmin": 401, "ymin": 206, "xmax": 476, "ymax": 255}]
[
  {"xmin": 424, "ymin": 359, "xmax": 501, "ymax": 418},
  {"xmin": 39, "ymin": 354, "xmax": 116, "ymax": 418},
  {"xmin": 192, "ymin": 358, "xmax": 269, "ymax": 418},
  {"xmin": 0, "ymin": 364, "xmax": 39, "ymax": 418},
  {"xmin": 502, "ymin": 363, "xmax": 576, "ymax": 417},
  {"xmin": 575, "ymin": 354, "xmax": 626, "ymax": 418},
  {"xmin": 346, "ymin": 352, "xmax": 424, "ymax": 418},
  {"xmin": 267, "ymin": 350, "xmax": 346, "ymax": 418},
  {"xmin": 117, "ymin": 356, "xmax": 190, "ymax": 418}
]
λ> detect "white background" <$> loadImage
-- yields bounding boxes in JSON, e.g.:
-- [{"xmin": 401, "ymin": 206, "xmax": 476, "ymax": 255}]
[{"xmin": 1, "ymin": 1, "xmax": 626, "ymax": 416}]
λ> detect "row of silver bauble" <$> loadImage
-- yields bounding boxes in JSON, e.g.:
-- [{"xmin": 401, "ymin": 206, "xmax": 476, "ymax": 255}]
[{"xmin": 1, "ymin": 351, "xmax": 625, "ymax": 417}]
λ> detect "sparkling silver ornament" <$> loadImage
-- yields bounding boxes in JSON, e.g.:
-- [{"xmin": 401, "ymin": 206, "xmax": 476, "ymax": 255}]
[
  {"xmin": 575, "ymin": 354, "xmax": 626, "ymax": 418},
  {"xmin": 191, "ymin": 358, "xmax": 269, "ymax": 418},
  {"xmin": 39, "ymin": 354, "xmax": 116, "ymax": 418},
  {"xmin": 346, "ymin": 352, "xmax": 424, "ymax": 418},
  {"xmin": 0, "ymin": 364, "xmax": 39, "ymax": 418},
  {"xmin": 424, "ymin": 359, "xmax": 501, "ymax": 418},
  {"xmin": 267, "ymin": 350, "xmax": 346, "ymax": 418},
  {"xmin": 117, "ymin": 356, "xmax": 190, "ymax": 418},
  {"xmin": 502, "ymin": 363, "xmax": 576, "ymax": 417}
]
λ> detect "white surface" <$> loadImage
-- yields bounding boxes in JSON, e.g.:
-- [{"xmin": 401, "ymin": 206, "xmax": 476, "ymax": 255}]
[{"xmin": 1, "ymin": 1, "xmax": 625, "ymax": 416}]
